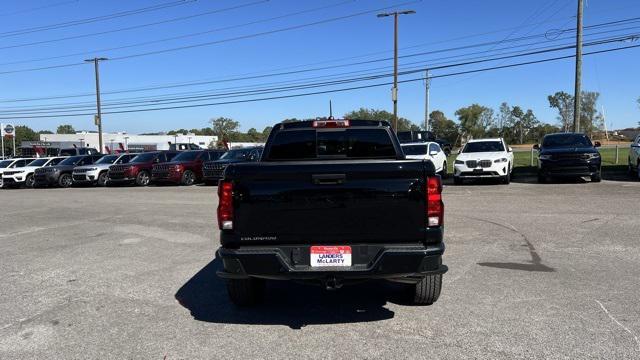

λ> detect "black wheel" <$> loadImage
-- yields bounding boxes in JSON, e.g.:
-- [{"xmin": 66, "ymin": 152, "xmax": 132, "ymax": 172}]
[
  {"xmin": 411, "ymin": 274, "xmax": 442, "ymax": 305},
  {"xmin": 591, "ymin": 171, "xmax": 602, "ymax": 183},
  {"xmin": 438, "ymin": 162, "xmax": 448, "ymax": 179},
  {"xmin": 537, "ymin": 173, "xmax": 547, "ymax": 183},
  {"xmin": 226, "ymin": 278, "xmax": 265, "ymax": 307},
  {"xmin": 135, "ymin": 171, "xmax": 150, "ymax": 186},
  {"xmin": 636, "ymin": 162, "xmax": 640, "ymax": 181},
  {"xmin": 97, "ymin": 171, "xmax": 108, "ymax": 187},
  {"xmin": 180, "ymin": 170, "xmax": 195, "ymax": 186},
  {"xmin": 58, "ymin": 173, "xmax": 72, "ymax": 188},
  {"xmin": 501, "ymin": 171, "xmax": 511, "ymax": 185},
  {"xmin": 24, "ymin": 174, "xmax": 35, "ymax": 188},
  {"xmin": 453, "ymin": 176, "xmax": 463, "ymax": 185}
]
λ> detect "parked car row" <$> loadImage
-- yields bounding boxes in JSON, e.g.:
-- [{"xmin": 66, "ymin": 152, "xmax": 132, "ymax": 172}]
[{"xmin": 0, "ymin": 147, "xmax": 263, "ymax": 189}]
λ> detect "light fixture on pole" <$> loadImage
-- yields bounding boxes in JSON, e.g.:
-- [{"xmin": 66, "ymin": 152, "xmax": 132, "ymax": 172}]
[{"xmin": 377, "ymin": 10, "xmax": 415, "ymax": 131}]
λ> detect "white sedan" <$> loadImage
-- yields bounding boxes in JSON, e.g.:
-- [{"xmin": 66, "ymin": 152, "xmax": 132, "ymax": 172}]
[
  {"xmin": 453, "ymin": 138, "xmax": 513, "ymax": 185},
  {"xmin": 401, "ymin": 142, "xmax": 448, "ymax": 177}
]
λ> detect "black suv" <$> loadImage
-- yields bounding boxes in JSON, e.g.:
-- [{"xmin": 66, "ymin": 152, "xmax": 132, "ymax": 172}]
[
  {"xmin": 34, "ymin": 154, "xmax": 104, "ymax": 188},
  {"xmin": 202, "ymin": 147, "xmax": 262, "ymax": 185},
  {"xmin": 534, "ymin": 133, "xmax": 602, "ymax": 183}
]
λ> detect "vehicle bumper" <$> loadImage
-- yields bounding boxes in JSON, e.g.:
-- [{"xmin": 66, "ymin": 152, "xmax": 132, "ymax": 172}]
[
  {"xmin": 72, "ymin": 171, "xmax": 99, "ymax": 184},
  {"xmin": 539, "ymin": 160, "xmax": 600, "ymax": 177},
  {"xmin": 151, "ymin": 172, "xmax": 181, "ymax": 183},
  {"xmin": 1, "ymin": 176, "xmax": 25, "ymax": 187},
  {"xmin": 34, "ymin": 173, "xmax": 59, "ymax": 186},
  {"xmin": 107, "ymin": 172, "xmax": 136, "ymax": 184},
  {"xmin": 216, "ymin": 243, "xmax": 447, "ymax": 281},
  {"xmin": 454, "ymin": 163, "xmax": 509, "ymax": 178}
]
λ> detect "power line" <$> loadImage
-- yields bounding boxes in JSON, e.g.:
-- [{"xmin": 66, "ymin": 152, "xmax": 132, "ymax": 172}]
[
  {"xmin": 2, "ymin": 32, "xmax": 635, "ymax": 114},
  {"xmin": 1, "ymin": 41, "xmax": 637, "ymax": 119},
  {"xmin": 0, "ymin": 0, "xmax": 271, "ymax": 51},
  {"xmin": 0, "ymin": 0, "xmax": 79, "ymax": 17},
  {"xmin": 0, "ymin": 0, "xmax": 420, "ymax": 75},
  {"xmin": 0, "ymin": 0, "xmax": 197, "ymax": 38}
]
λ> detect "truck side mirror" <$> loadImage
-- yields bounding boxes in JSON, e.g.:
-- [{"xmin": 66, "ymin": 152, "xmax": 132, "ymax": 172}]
[{"xmin": 532, "ymin": 144, "xmax": 539, "ymax": 150}]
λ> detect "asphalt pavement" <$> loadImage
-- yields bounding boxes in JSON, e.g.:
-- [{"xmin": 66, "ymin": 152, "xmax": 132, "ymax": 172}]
[{"xmin": 0, "ymin": 178, "xmax": 639, "ymax": 359}]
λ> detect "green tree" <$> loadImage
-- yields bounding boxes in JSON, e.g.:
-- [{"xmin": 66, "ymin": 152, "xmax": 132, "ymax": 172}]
[
  {"xmin": 580, "ymin": 91, "xmax": 603, "ymax": 137},
  {"xmin": 209, "ymin": 117, "xmax": 240, "ymax": 143},
  {"xmin": 428, "ymin": 110, "xmax": 459, "ymax": 144},
  {"xmin": 262, "ymin": 126, "xmax": 273, "ymax": 138},
  {"xmin": 344, "ymin": 108, "xmax": 419, "ymax": 131},
  {"xmin": 38, "ymin": 130, "xmax": 54, "ymax": 135},
  {"xmin": 548, "ymin": 91, "xmax": 574, "ymax": 132},
  {"xmin": 455, "ymin": 104, "xmax": 494, "ymax": 139},
  {"xmin": 56, "ymin": 124, "xmax": 76, "ymax": 134}
]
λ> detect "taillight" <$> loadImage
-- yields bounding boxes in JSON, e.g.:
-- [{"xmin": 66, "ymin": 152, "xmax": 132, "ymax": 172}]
[
  {"xmin": 217, "ymin": 180, "xmax": 234, "ymax": 230},
  {"xmin": 426, "ymin": 176, "xmax": 443, "ymax": 227}
]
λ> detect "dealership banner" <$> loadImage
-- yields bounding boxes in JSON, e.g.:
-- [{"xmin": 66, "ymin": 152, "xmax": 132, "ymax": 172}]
[{"xmin": 1, "ymin": 123, "xmax": 15, "ymax": 137}]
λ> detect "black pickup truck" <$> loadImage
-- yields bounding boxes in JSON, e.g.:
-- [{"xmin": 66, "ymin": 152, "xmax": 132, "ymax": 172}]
[{"xmin": 215, "ymin": 119, "xmax": 447, "ymax": 306}]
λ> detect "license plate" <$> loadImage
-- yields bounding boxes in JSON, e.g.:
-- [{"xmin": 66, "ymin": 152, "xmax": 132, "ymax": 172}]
[
  {"xmin": 310, "ymin": 246, "xmax": 352, "ymax": 267},
  {"xmin": 473, "ymin": 169, "xmax": 484, "ymax": 173}
]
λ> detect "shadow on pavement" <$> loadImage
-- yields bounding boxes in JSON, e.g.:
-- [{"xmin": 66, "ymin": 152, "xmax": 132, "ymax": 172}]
[{"xmin": 175, "ymin": 259, "xmax": 399, "ymax": 329}]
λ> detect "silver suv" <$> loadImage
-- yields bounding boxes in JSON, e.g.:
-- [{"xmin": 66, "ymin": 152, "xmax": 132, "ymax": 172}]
[{"xmin": 72, "ymin": 153, "xmax": 136, "ymax": 186}]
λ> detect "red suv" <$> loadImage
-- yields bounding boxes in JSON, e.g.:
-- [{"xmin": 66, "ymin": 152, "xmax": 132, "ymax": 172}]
[
  {"xmin": 107, "ymin": 151, "xmax": 178, "ymax": 186},
  {"xmin": 151, "ymin": 150, "xmax": 222, "ymax": 185}
]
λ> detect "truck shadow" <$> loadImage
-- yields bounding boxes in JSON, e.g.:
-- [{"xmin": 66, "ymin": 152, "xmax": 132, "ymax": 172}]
[{"xmin": 175, "ymin": 259, "xmax": 399, "ymax": 329}]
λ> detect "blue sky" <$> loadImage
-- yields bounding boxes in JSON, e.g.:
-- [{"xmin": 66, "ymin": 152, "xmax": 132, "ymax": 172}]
[{"xmin": 0, "ymin": 0, "xmax": 638, "ymax": 133}]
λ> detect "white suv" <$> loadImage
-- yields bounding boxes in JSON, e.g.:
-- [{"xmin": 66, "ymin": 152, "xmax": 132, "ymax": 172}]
[
  {"xmin": 628, "ymin": 134, "xmax": 640, "ymax": 180},
  {"xmin": 72, "ymin": 153, "xmax": 136, "ymax": 186},
  {"xmin": 453, "ymin": 138, "xmax": 514, "ymax": 185},
  {"xmin": 1, "ymin": 157, "xmax": 66, "ymax": 188},
  {"xmin": 0, "ymin": 157, "xmax": 36, "ymax": 188},
  {"xmin": 401, "ymin": 142, "xmax": 449, "ymax": 177}
]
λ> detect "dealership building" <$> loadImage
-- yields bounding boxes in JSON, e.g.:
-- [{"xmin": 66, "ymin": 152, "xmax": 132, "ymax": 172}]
[{"xmin": 20, "ymin": 132, "xmax": 218, "ymax": 156}]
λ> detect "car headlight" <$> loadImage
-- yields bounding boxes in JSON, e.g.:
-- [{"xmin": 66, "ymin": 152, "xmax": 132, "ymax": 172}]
[
  {"xmin": 454, "ymin": 160, "xmax": 464, "ymax": 165},
  {"xmin": 586, "ymin": 153, "xmax": 600, "ymax": 160},
  {"xmin": 539, "ymin": 154, "xmax": 552, "ymax": 160},
  {"xmin": 493, "ymin": 158, "xmax": 508, "ymax": 163},
  {"xmin": 87, "ymin": 167, "xmax": 98, "ymax": 171}
]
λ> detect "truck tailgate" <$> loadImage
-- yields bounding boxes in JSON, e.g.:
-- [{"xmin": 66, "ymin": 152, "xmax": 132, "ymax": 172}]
[{"xmin": 227, "ymin": 160, "xmax": 431, "ymax": 245}]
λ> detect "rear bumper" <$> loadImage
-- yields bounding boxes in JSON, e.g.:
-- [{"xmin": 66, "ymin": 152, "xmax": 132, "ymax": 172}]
[{"xmin": 216, "ymin": 243, "xmax": 447, "ymax": 281}]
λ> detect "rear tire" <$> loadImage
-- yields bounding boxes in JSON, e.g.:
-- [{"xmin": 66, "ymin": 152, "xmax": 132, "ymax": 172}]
[
  {"xmin": 24, "ymin": 174, "xmax": 35, "ymax": 188},
  {"xmin": 135, "ymin": 171, "xmax": 150, "ymax": 186},
  {"xmin": 97, "ymin": 171, "xmax": 108, "ymax": 187},
  {"xmin": 439, "ymin": 162, "xmax": 448, "ymax": 179},
  {"xmin": 58, "ymin": 173, "xmax": 72, "ymax": 188},
  {"xmin": 227, "ymin": 278, "xmax": 265, "ymax": 307},
  {"xmin": 453, "ymin": 176, "xmax": 463, "ymax": 185},
  {"xmin": 412, "ymin": 274, "xmax": 442, "ymax": 305},
  {"xmin": 180, "ymin": 170, "xmax": 195, "ymax": 186}
]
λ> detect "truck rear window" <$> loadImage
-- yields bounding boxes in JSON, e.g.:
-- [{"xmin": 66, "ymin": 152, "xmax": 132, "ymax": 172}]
[{"xmin": 267, "ymin": 128, "xmax": 396, "ymax": 160}]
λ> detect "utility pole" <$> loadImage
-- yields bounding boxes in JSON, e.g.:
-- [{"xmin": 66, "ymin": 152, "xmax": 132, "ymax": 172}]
[
  {"xmin": 424, "ymin": 69, "xmax": 431, "ymax": 131},
  {"xmin": 572, "ymin": 0, "xmax": 583, "ymax": 133},
  {"xmin": 377, "ymin": 10, "xmax": 415, "ymax": 130},
  {"xmin": 85, "ymin": 57, "xmax": 108, "ymax": 153}
]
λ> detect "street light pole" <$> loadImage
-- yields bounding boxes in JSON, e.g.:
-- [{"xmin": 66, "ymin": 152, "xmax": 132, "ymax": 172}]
[
  {"xmin": 85, "ymin": 57, "xmax": 108, "ymax": 153},
  {"xmin": 377, "ymin": 10, "xmax": 415, "ymax": 131}
]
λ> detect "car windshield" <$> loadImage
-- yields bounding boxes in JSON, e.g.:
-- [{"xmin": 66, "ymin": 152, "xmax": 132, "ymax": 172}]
[
  {"xmin": 462, "ymin": 141, "xmax": 504, "ymax": 153},
  {"xmin": 220, "ymin": 149, "xmax": 252, "ymax": 160},
  {"xmin": 59, "ymin": 156, "xmax": 84, "ymax": 165},
  {"xmin": 402, "ymin": 145, "xmax": 429, "ymax": 155},
  {"xmin": 95, "ymin": 155, "xmax": 119, "ymax": 164},
  {"xmin": 172, "ymin": 151, "xmax": 201, "ymax": 161},
  {"xmin": 0, "ymin": 160, "xmax": 13, "ymax": 168},
  {"xmin": 27, "ymin": 159, "xmax": 49, "ymax": 166},
  {"xmin": 129, "ymin": 153, "xmax": 156, "ymax": 163},
  {"xmin": 542, "ymin": 134, "xmax": 593, "ymax": 148}
]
